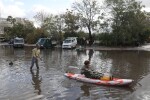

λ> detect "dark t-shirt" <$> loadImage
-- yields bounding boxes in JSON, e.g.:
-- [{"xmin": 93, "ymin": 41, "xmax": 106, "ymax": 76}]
[{"xmin": 81, "ymin": 65, "xmax": 103, "ymax": 79}]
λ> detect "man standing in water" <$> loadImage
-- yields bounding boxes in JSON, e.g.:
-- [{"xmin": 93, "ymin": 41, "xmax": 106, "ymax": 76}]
[{"xmin": 30, "ymin": 44, "xmax": 41, "ymax": 70}]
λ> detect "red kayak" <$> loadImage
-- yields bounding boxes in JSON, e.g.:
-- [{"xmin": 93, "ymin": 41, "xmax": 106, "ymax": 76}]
[{"xmin": 64, "ymin": 73, "xmax": 133, "ymax": 86}]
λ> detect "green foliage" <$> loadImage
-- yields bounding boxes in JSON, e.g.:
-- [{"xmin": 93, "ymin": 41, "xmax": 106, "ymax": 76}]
[
  {"xmin": 77, "ymin": 31, "xmax": 88, "ymax": 38},
  {"xmin": 101, "ymin": 0, "xmax": 150, "ymax": 46},
  {"xmin": 63, "ymin": 10, "xmax": 80, "ymax": 37},
  {"xmin": 4, "ymin": 27, "xmax": 12, "ymax": 40},
  {"xmin": 26, "ymin": 28, "xmax": 48, "ymax": 44},
  {"xmin": 4, "ymin": 16, "xmax": 36, "ymax": 43},
  {"xmin": 42, "ymin": 14, "xmax": 57, "ymax": 36},
  {"xmin": 7, "ymin": 16, "xmax": 16, "ymax": 25},
  {"xmin": 98, "ymin": 33, "xmax": 113, "ymax": 46},
  {"xmin": 34, "ymin": 12, "xmax": 65, "ymax": 43},
  {"xmin": 64, "ymin": 31, "xmax": 78, "ymax": 38}
]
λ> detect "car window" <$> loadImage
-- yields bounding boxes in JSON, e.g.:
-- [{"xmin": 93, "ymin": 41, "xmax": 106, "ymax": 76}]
[
  {"xmin": 14, "ymin": 39, "xmax": 24, "ymax": 43},
  {"xmin": 38, "ymin": 39, "xmax": 45, "ymax": 44},
  {"xmin": 64, "ymin": 40, "xmax": 71, "ymax": 43}
]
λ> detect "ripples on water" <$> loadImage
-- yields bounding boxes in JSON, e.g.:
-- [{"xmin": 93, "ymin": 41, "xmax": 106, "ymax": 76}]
[{"xmin": 0, "ymin": 46, "xmax": 150, "ymax": 100}]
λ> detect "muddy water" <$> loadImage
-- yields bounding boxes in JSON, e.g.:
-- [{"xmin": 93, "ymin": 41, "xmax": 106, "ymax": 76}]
[{"xmin": 0, "ymin": 46, "xmax": 150, "ymax": 100}]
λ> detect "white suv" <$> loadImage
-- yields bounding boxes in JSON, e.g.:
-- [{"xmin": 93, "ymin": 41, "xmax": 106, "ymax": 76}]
[{"xmin": 62, "ymin": 37, "xmax": 77, "ymax": 49}]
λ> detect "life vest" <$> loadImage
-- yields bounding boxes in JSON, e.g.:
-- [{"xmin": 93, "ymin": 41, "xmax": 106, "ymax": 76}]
[{"xmin": 100, "ymin": 73, "xmax": 113, "ymax": 81}]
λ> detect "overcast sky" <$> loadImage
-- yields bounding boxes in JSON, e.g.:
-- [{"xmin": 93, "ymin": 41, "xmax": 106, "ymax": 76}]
[
  {"xmin": 0, "ymin": 0, "xmax": 150, "ymax": 20},
  {"xmin": 0, "ymin": 0, "xmax": 75, "ymax": 19}
]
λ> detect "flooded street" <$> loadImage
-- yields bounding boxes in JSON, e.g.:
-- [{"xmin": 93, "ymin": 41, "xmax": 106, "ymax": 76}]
[{"xmin": 0, "ymin": 46, "xmax": 150, "ymax": 100}]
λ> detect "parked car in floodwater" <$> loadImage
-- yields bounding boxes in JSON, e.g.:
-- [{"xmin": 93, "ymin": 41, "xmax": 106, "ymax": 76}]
[
  {"xmin": 36, "ymin": 38, "xmax": 57, "ymax": 49},
  {"xmin": 13, "ymin": 37, "xmax": 24, "ymax": 48},
  {"xmin": 62, "ymin": 37, "xmax": 77, "ymax": 49}
]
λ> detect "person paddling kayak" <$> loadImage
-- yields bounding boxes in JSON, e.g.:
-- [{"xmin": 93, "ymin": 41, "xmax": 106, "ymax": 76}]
[{"xmin": 81, "ymin": 60, "xmax": 113, "ymax": 81}]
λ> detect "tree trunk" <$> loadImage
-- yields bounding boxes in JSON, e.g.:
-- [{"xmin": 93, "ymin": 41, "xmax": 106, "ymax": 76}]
[{"xmin": 87, "ymin": 26, "xmax": 93, "ymax": 46}]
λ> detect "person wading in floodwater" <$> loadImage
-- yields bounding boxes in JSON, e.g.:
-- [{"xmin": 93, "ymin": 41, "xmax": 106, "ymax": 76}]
[{"xmin": 30, "ymin": 44, "xmax": 41, "ymax": 70}]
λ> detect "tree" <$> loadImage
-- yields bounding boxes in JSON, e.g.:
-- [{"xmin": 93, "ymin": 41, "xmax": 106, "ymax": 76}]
[
  {"xmin": 4, "ymin": 17, "xmax": 35, "ymax": 43},
  {"xmin": 34, "ymin": 11, "xmax": 61, "ymax": 40},
  {"xmin": 63, "ymin": 9, "xmax": 80, "ymax": 38},
  {"xmin": 72, "ymin": 0, "xmax": 102, "ymax": 45},
  {"xmin": 54, "ymin": 14, "xmax": 65, "ymax": 43},
  {"xmin": 33, "ymin": 11, "xmax": 49, "ymax": 27},
  {"xmin": 42, "ymin": 14, "xmax": 57, "ymax": 37},
  {"xmin": 23, "ymin": 20, "xmax": 35, "ymax": 35},
  {"xmin": 26, "ymin": 27, "xmax": 48, "ymax": 44},
  {"xmin": 103, "ymin": 0, "xmax": 150, "ymax": 46},
  {"xmin": 6, "ymin": 16, "xmax": 16, "ymax": 25}
]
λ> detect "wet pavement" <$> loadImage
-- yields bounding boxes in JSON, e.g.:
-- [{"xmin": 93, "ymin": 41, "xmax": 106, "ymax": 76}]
[{"xmin": 0, "ymin": 44, "xmax": 150, "ymax": 100}]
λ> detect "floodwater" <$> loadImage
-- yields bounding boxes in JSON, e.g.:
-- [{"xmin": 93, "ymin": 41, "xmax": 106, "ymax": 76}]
[{"xmin": 0, "ymin": 45, "xmax": 150, "ymax": 100}]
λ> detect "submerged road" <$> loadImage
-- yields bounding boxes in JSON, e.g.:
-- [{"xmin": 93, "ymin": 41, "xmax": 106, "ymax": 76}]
[
  {"xmin": 1, "ymin": 42, "xmax": 150, "ymax": 51},
  {"xmin": 0, "ymin": 43, "xmax": 150, "ymax": 99}
]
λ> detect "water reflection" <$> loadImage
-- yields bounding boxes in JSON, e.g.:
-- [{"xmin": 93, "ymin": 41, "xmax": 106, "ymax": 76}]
[
  {"xmin": 1, "ymin": 46, "xmax": 150, "ymax": 100},
  {"xmin": 81, "ymin": 84, "xmax": 90, "ymax": 96},
  {"xmin": 98, "ymin": 51, "xmax": 150, "ymax": 80},
  {"xmin": 88, "ymin": 49, "xmax": 94, "ymax": 61},
  {"xmin": 30, "ymin": 69, "xmax": 42, "ymax": 95}
]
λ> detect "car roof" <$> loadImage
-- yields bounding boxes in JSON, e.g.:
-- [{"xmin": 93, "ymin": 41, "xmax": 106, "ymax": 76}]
[
  {"xmin": 67, "ymin": 37, "xmax": 77, "ymax": 39},
  {"xmin": 14, "ymin": 37, "xmax": 24, "ymax": 40},
  {"xmin": 40, "ymin": 38, "xmax": 51, "ymax": 39}
]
